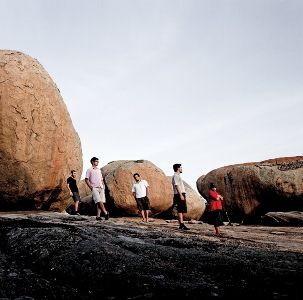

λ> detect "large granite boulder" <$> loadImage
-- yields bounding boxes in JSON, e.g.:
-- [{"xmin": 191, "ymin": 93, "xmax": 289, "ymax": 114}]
[
  {"xmin": 196, "ymin": 156, "xmax": 303, "ymax": 223},
  {"xmin": 0, "ymin": 50, "xmax": 82, "ymax": 211},
  {"xmin": 102, "ymin": 160, "xmax": 173, "ymax": 216}
]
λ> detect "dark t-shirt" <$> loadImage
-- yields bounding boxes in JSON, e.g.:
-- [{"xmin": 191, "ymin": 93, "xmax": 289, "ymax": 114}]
[{"xmin": 67, "ymin": 176, "xmax": 79, "ymax": 193}]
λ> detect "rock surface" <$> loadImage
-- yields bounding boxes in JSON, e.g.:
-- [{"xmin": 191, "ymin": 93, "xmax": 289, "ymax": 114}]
[
  {"xmin": 0, "ymin": 50, "xmax": 82, "ymax": 211},
  {"xmin": 0, "ymin": 212, "xmax": 302, "ymax": 299},
  {"xmin": 196, "ymin": 156, "xmax": 303, "ymax": 223},
  {"xmin": 102, "ymin": 160, "xmax": 173, "ymax": 216},
  {"xmin": 261, "ymin": 211, "xmax": 303, "ymax": 226}
]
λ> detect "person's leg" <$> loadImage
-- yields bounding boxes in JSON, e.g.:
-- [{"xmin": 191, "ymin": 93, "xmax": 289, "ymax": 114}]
[
  {"xmin": 215, "ymin": 226, "xmax": 220, "ymax": 235},
  {"xmin": 74, "ymin": 200, "xmax": 79, "ymax": 213},
  {"xmin": 144, "ymin": 197, "xmax": 150, "ymax": 222},
  {"xmin": 92, "ymin": 188, "xmax": 102, "ymax": 219},
  {"xmin": 98, "ymin": 188, "xmax": 109, "ymax": 219},
  {"xmin": 96, "ymin": 202, "xmax": 102, "ymax": 218},
  {"xmin": 214, "ymin": 211, "xmax": 222, "ymax": 235},
  {"xmin": 136, "ymin": 198, "xmax": 145, "ymax": 221},
  {"xmin": 178, "ymin": 198, "xmax": 190, "ymax": 230},
  {"xmin": 178, "ymin": 212, "xmax": 184, "ymax": 225},
  {"xmin": 140, "ymin": 210, "xmax": 146, "ymax": 222}
]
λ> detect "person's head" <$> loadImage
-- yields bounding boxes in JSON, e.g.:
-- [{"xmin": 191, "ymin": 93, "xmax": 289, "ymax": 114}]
[
  {"xmin": 71, "ymin": 170, "xmax": 76, "ymax": 177},
  {"xmin": 90, "ymin": 157, "xmax": 99, "ymax": 166},
  {"xmin": 209, "ymin": 183, "xmax": 216, "ymax": 190},
  {"xmin": 133, "ymin": 173, "xmax": 140, "ymax": 182},
  {"xmin": 173, "ymin": 163, "xmax": 182, "ymax": 173}
]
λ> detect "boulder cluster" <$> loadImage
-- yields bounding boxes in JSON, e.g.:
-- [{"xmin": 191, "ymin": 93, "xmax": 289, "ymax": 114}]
[{"xmin": 1, "ymin": 50, "xmax": 302, "ymax": 224}]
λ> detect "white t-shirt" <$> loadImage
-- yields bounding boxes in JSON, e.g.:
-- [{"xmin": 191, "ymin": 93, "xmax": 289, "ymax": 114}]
[
  {"xmin": 172, "ymin": 173, "xmax": 185, "ymax": 194},
  {"xmin": 132, "ymin": 180, "xmax": 149, "ymax": 198}
]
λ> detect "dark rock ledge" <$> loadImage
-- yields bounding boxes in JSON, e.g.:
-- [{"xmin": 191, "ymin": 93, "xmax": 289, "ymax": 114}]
[{"xmin": 0, "ymin": 212, "xmax": 302, "ymax": 299}]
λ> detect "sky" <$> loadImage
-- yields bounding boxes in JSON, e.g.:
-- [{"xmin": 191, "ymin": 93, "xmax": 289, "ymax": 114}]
[{"xmin": 1, "ymin": 0, "xmax": 302, "ymax": 190}]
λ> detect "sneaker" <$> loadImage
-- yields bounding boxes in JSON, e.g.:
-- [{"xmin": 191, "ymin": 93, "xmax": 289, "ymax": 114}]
[
  {"xmin": 179, "ymin": 224, "xmax": 190, "ymax": 230},
  {"xmin": 96, "ymin": 216, "xmax": 102, "ymax": 221},
  {"xmin": 104, "ymin": 212, "xmax": 109, "ymax": 220}
]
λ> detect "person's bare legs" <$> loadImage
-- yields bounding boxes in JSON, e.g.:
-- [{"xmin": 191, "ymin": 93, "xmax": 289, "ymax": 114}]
[
  {"xmin": 96, "ymin": 202, "xmax": 102, "ymax": 218},
  {"xmin": 145, "ymin": 210, "xmax": 149, "ymax": 222},
  {"xmin": 74, "ymin": 201, "xmax": 79, "ymax": 213},
  {"xmin": 178, "ymin": 212, "xmax": 189, "ymax": 230},
  {"xmin": 99, "ymin": 202, "xmax": 108, "ymax": 215},
  {"xmin": 178, "ymin": 212, "xmax": 184, "ymax": 225},
  {"xmin": 140, "ymin": 210, "xmax": 146, "ymax": 222},
  {"xmin": 215, "ymin": 226, "xmax": 220, "ymax": 236}
]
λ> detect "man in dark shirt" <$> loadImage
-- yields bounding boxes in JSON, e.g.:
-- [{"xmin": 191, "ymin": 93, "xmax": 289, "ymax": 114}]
[{"xmin": 67, "ymin": 170, "xmax": 81, "ymax": 215}]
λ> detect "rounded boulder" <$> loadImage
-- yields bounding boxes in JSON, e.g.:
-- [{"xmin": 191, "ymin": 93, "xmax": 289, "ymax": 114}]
[
  {"xmin": 0, "ymin": 50, "xmax": 82, "ymax": 211},
  {"xmin": 102, "ymin": 160, "xmax": 173, "ymax": 216}
]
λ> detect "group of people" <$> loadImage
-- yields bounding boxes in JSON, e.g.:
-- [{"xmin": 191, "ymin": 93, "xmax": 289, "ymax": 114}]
[{"xmin": 67, "ymin": 158, "xmax": 225, "ymax": 235}]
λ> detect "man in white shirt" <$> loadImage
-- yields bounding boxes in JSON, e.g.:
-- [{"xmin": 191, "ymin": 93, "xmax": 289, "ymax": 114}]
[
  {"xmin": 132, "ymin": 173, "xmax": 150, "ymax": 222},
  {"xmin": 85, "ymin": 157, "xmax": 109, "ymax": 221},
  {"xmin": 172, "ymin": 163, "xmax": 189, "ymax": 230}
]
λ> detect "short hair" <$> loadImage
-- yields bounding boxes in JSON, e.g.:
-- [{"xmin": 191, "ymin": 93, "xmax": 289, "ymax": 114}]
[
  {"xmin": 173, "ymin": 163, "xmax": 182, "ymax": 172},
  {"xmin": 90, "ymin": 157, "xmax": 99, "ymax": 164},
  {"xmin": 133, "ymin": 173, "xmax": 140, "ymax": 178},
  {"xmin": 209, "ymin": 183, "xmax": 216, "ymax": 189}
]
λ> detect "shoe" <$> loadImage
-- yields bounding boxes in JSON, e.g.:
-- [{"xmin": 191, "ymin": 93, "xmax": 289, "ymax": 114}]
[
  {"xmin": 104, "ymin": 212, "xmax": 109, "ymax": 220},
  {"xmin": 96, "ymin": 216, "xmax": 102, "ymax": 221},
  {"xmin": 179, "ymin": 224, "xmax": 190, "ymax": 230},
  {"xmin": 75, "ymin": 211, "xmax": 80, "ymax": 216}
]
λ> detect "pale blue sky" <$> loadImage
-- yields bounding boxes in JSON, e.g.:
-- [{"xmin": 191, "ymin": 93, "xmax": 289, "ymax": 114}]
[{"xmin": 1, "ymin": 0, "xmax": 302, "ymax": 190}]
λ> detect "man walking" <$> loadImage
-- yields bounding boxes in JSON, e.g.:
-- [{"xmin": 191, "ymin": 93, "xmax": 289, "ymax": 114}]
[
  {"xmin": 132, "ymin": 173, "xmax": 151, "ymax": 222},
  {"xmin": 85, "ymin": 157, "xmax": 109, "ymax": 221},
  {"xmin": 172, "ymin": 163, "xmax": 189, "ymax": 230},
  {"xmin": 67, "ymin": 170, "xmax": 81, "ymax": 215}
]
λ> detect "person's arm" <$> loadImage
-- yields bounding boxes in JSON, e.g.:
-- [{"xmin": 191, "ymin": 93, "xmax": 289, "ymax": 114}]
[
  {"xmin": 100, "ymin": 171, "xmax": 105, "ymax": 188},
  {"xmin": 67, "ymin": 179, "xmax": 73, "ymax": 196},
  {"xmin": 85, "ymin": 178, "xmax": 93, "ymax": 190},
  {"xmin": 209, "ymin": 190, "xmax": 219, "ymax": 201},
  {"xmin": 174, "ymin": 176, "xmax": 185, "ymax": 200},
  {"xmin": 146, "ymin": 186, "xmax": 149, "ymax": 197},
  {"xmin": 132, "ymin": 184, "xmax": 136, "ymax": 198},
  {"xmin": 176, "ymin": 185, "xmax": 185, "ymax": 200},
  {"xmin": 145, "ymin": 181, "xmax": 149, "ymax": 197}
]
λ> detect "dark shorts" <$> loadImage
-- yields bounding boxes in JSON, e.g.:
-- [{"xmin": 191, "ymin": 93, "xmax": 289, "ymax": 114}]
[
  {"xmin": 72, "ymin": 191, "xmax": 81, "ymax": 202},
  {"xmin": 209, "ymin": 210, "xmax": 224, "ymax": 227},
  {"xmin": 136, "ymin": 196, "xmax": 151, "ymax": 211},
  {"xmin": 173, "ymin": 193, "xmax": 187, "ymax": 213}
]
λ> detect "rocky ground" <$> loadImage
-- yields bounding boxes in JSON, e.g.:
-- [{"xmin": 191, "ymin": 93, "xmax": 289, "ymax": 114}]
[{"xmin": 0, "ymin": 212, "xmax": 302, "ymax": 299}]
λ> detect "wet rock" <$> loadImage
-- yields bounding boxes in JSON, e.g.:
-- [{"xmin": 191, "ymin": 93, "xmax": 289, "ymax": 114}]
[{"xmin": 0, "ymin": 212, "xmax": 302, "ymax": 299}]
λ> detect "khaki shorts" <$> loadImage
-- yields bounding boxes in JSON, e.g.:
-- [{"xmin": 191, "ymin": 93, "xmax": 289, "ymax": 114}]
[{"xmin": 92, "ymin": 187, "xmax": 106, "ymax": 204}]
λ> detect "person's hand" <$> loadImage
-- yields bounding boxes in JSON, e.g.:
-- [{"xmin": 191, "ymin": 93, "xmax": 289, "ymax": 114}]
[{"xmin": 69, "ymin": 191, "xmax": 73, "ymax": 196}]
